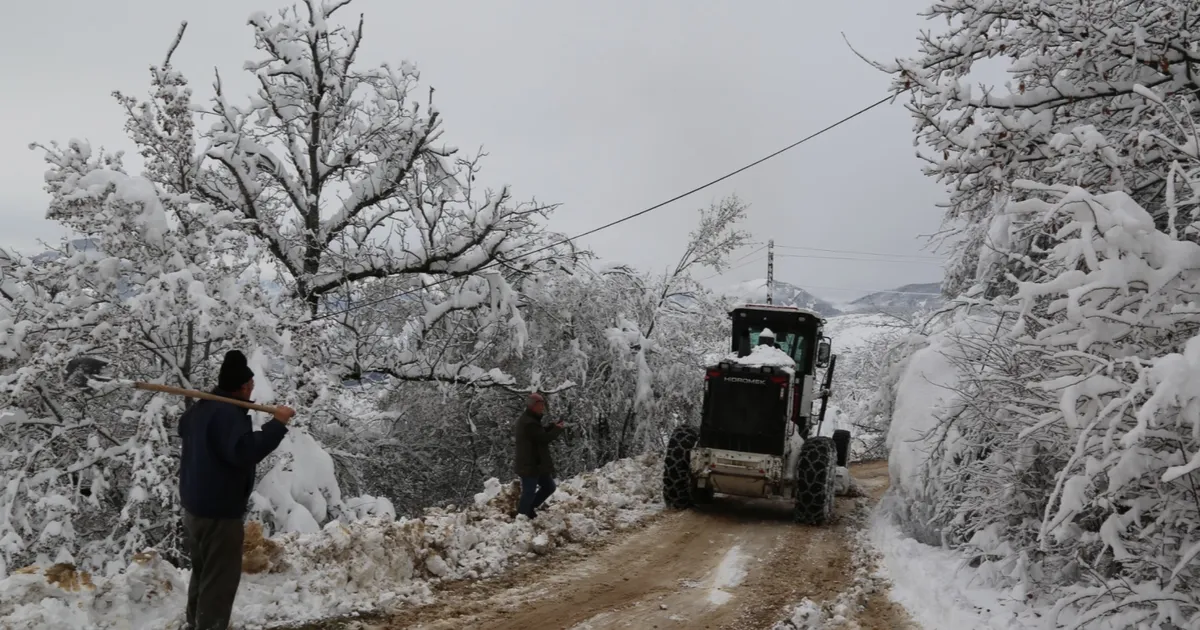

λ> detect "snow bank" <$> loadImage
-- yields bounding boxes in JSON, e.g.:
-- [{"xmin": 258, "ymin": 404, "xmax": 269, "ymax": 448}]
[
  {"xmin": 879, "ymin": 313, "xmax": 998, "ymax": 541},
  {"xmin": 870, "ymin": 504, "xmax": 1035, "ymax": 629},
  {"xmin": 867, "ymin": 500, "xmax": 1136, "ymax": 630},
  {"xmin": 887, "ymin": 332, "xmax": 962, "ymax": 498},
  {"xmin": 0, "ymin": 454, "xmax": 664, "ymax": 629}
]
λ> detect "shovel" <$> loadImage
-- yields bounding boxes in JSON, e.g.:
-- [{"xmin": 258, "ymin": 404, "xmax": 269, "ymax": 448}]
[{"xmin": 92, "ymin": 379, "xmax": 280, "ymax": 414}]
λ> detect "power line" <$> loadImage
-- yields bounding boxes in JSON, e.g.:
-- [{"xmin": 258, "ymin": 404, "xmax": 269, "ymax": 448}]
[
  {"xmin": 308, "ymin": 93, "xmax": 897, "ymax": 322},
  {"xmin": 701, "ymin": 255, "xmax": 766, "ymax": 281},
  {"xmin": 774, "ymin": 244, "xmax": 945, "ymax": 261},
  {"xmin": 776, "ymin": 253, "xmax": 943, "ymax": 266},
  {"xmin": 730, "ymin": 244, "xmax": 767, "ymax": 264}
]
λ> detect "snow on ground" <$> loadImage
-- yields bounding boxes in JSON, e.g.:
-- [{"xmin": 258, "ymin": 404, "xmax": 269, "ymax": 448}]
[
  {"xmin": 869, "ymin": 503, "xmax": 1041, "ymax": 630},
  {"xmin": 0, "ymin": 454, "xmax": 664, "ymax": 629},
  {"xmin": 866, "ymin": 497, "xmax": 1137, "ymax": 630},
  {"xmin": 706, "ymin": 544, "xmax": 749, "ymax": 605}
]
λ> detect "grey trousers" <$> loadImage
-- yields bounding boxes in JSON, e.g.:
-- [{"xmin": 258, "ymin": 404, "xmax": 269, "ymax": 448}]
[{"xmin": 183, "ymin": 511, "xmax": 244, "ymax": 630}]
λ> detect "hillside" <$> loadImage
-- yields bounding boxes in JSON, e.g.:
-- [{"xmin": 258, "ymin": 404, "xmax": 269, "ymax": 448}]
[
  {"xmin": 722, "ymin": 278, "xmax": 843, "ymax": 317},
  {"xmin": 720, "ymin": 278, "xmax": 947, "ymax": 319},
  {"xmin": 846, "ymin": 282, "xmax": 943, "ymax": 316}
]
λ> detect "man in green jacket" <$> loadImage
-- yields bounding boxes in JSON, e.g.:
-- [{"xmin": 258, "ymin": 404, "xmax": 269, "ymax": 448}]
[{"xmin": 513, "ymin": 392, "xmax": 565, "ymax": 519}]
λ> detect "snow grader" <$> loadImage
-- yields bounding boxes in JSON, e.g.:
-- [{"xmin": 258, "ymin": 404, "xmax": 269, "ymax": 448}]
[{"xmin": 662, "ymin": 303, "xmax": 850, "ymax": 525}]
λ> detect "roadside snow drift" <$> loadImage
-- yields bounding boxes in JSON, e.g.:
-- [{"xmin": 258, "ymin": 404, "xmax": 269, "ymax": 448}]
[{"xmin": 0, "ymin": 454, "xmax": 663, "ymax": 629}]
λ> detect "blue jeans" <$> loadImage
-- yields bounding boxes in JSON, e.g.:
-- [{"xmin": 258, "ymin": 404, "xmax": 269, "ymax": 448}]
[{"xmin": 518, "ymin": 475, "xmax": 556, "ymax": 518}]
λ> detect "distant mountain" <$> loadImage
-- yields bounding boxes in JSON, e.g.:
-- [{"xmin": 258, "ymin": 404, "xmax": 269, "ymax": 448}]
[
  {"xmin": 722, "ymin": 278, "xmax": 843, "ymax": 317},
  {"xmin": 847, "ymin": 282, "xmax": 944, "ymax": 316}
]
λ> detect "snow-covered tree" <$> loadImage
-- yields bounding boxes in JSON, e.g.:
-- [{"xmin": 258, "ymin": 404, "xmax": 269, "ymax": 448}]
[
  {"xmin": 0, "ymin": 1, "xmax": 573, "ymax": 573},
  {"xmin": 872, "ymin": 0, "xmax": 1200, "ymax": 624},
  {"xmin": 336, "ymin": 199, "xmax": 748, "ymax": 514},
  {"xmin": 866, "ymin": 0, "xmax": 1200, "ymax": 298},
  {"xmin": 826, "ymin": 313, "xmax": 928, "ymax": 460},
  {"xmin": 194, "ymin": 1, "xmax": 572, "ymax": 388},
  {"xmin": 588, "ymin": 195, "xmax": 748, "ymax": 460},
  {"xmin": 0, "ymin": 32, "xmax": 280, "ymax": 572}
]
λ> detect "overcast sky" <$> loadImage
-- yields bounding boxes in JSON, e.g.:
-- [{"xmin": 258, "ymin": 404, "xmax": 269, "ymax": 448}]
[{"xmin": 0, "ymin": 0, "xmax": 947, "ymax": 303}]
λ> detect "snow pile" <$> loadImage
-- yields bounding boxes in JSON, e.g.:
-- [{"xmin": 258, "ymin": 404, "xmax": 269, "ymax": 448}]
[
  {"xmin": 777, "ymin": 599, "xmax": 825, "ymax": 629},
  {"xmin": 0, "ymin": 454, "xmax": 664, "ymax": 629},
  {"xmin": 885, "ymin": 328, "xmax": 964, "ymax": 498},
  {"xmin": 833, "ymin": 466, "xmax": 861, "ymax": 497},
  {"xmin": 0, "ymin": 550, "xmax": 187, "ymax": 630},
  {"xmin": 250, "ymin": 430, "xmax": 345, "ymax": 535},
  {"xmin": 729, "ymin": 344, "xmax": 795, "ymax": 370}
]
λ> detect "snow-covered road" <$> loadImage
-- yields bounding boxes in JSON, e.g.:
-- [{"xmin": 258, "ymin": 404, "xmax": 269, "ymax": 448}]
[{"xmin": 333, "ymin": 461, "xmax": 910, "ymax": 630}]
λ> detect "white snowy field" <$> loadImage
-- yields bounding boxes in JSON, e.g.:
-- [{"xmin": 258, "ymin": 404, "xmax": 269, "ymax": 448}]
[{"xmin": 0, "ymin": 455, "xmax": 663, "ymax": 629}]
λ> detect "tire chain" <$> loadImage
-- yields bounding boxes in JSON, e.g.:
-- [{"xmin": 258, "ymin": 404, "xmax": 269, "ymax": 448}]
[
  {"xmin": 793, "ymin": 436, "xmax": 837, "ymax": 525},
  {"xmin": 662, "ymin": 425, "xmax": 700, "ymax": 509}
]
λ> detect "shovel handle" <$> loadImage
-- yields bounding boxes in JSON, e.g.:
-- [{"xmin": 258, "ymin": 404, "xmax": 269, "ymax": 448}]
[{"xmin": 133, "ymin": 382, "xmax": 280, "ymax": 415}]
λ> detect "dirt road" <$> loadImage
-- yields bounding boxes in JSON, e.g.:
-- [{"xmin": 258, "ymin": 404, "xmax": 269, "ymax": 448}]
[{"xmin": 350, "ymin": 460, "xmax": 913, "ymax": 630}]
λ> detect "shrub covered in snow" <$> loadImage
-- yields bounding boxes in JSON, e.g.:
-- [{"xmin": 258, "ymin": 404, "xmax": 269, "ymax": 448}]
[{"xmin": 874, "ymin": 0, "xmax": 1200, "ymax": 624}]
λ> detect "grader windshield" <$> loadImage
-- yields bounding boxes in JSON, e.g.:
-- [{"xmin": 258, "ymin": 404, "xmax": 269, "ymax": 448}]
[
  {"xmin": 731, "ymin": 305, "xmax": 823, "ymax": 376},
  {"xmin": 747, "ymin": 329, "xmax": 807, "ymax": 366}
]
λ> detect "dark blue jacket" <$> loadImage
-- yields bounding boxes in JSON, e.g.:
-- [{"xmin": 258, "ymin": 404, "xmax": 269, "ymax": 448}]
[{"xmin": 178, "ymin": 390, "xmax": 288, "ymax": 519}]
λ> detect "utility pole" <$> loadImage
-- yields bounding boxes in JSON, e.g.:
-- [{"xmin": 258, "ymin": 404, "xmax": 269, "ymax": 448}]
[{"xmin": 766, "ymin": 239, "xmax": 775, "ymax": 305}]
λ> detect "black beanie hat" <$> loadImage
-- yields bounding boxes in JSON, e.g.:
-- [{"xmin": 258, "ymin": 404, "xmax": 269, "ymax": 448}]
[{"xmin": 218, "ymin": 350, "xmax": 255, "ymax": 392}]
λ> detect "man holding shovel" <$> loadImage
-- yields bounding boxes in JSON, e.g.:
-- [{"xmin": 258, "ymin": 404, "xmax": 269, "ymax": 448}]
[{"xmin": 177, "ymin": 350, "xmax": 295, "ymax": 630}]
